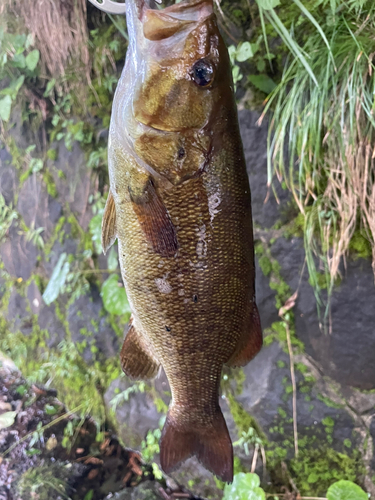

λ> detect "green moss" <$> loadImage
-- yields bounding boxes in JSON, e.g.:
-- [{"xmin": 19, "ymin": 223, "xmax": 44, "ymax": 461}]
[
  {"xmin": 317, "ymin": 394, "xmax": 344, "ymax": 409},
  {"xmin": 288, "ymin": 447, "xmax": 365, "ymax": 497},
  {"xmin": 44, "ymin": 215, "xmax": 66, "ymax": 256},
  {"xmin": 278, "ymin": 408, "xmax": 287, "ymax": 418},
  {"xmin": 46, "ymin": 148, "xmax": 57, "ymax": 161},
  {"xmin": 227, "ymin": 393, "xmax": 266, "ymax": 442},
  {"xmin": 322, "ymin": 416, "xmax": 335, "ymax": 427},
  {"xmin": 258, "ymin": 254, "xmax": 272, "ymax": 276},
  {"xmin": 283, "ymin": 212, "xmax": 305, "ymax": 239},
  {"xmin": 42, "ymin": 170, "xmax": 58, "ymax": 198},
  {"xmin": 349, "ymin": 231, "xmax": 372, "ymax": 260},
  {"xmin": 154, "ymin": 397, "xmax": 168, "ymax": 414},
  {"xmin": 54, "ymin": 301, "xmax": 71, "ymax": 338},
  {"xmin": 17, "ymin": 463, "xmax": 71, "ymax": 500}
]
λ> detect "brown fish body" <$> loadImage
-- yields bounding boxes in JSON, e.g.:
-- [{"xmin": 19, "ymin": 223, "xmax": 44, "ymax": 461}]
[{"xmin": 103, "ymin": 0, "xmax": 262, "ymax": 482}]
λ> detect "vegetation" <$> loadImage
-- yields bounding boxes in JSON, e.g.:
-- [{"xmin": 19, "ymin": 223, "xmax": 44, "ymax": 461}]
[
  {"xmin": 224, "ymin": 473, "xmax": 368, "ymax": 500},
  {"xmin": 257, "ymin": 0, "xmax": 375, "ymax": 313}
]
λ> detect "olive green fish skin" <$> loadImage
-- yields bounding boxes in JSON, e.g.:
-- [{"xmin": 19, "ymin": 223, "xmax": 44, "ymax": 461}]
[
  {"xmin": 111, "ymin": 109, "xmax": 254, "ymax": 408},
  {"xmin": 106, "ymin": 0, "xmax": 262, "ymax": 481}
]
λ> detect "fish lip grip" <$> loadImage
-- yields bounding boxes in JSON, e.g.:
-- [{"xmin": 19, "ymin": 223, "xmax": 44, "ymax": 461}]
[{"xmin": 87, "ymin": 0, "xmax": 126, "ymax": 15}]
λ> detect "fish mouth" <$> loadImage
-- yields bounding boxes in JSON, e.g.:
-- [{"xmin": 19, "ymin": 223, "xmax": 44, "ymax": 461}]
[
  {"xmin": 136, "ymin": 0, "xmax": 213, "ymax": 40},
  {"xmin": 138, "ymin": 0, "xmax": 212, "ymax": 16}
]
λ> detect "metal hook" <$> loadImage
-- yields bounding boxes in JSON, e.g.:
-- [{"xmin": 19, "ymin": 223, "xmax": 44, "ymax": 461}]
[{"xmin": 87, "ymin": 0, "xmax": 127, "ymax": 15}]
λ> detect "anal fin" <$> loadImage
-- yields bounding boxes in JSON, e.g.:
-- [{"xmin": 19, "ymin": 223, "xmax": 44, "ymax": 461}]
[
  {"xmin": 101, "ymin": 191, "xmax": 117, "ymax": 255},
  {"xmin": 226, "ymin": 301, "xmax": 263, "ymax": 368},
  {"xmin": 121, "ymin": 321, "xmax": 160, "ymax": 380}
]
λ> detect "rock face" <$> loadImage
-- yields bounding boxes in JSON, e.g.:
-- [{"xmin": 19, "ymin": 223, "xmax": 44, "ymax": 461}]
[
  {"xmin": 106, "ymin": 481, "xmax": 165, "ymax": 500},
  {"xmin": 1, "ymin": 108, "xmax": 374, "ymax": 499}
]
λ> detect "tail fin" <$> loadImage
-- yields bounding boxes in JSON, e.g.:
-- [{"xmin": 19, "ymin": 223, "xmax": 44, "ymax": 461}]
[{"xmin": 160, "ymin": 407, "xmax": 233, "ymax": 483}]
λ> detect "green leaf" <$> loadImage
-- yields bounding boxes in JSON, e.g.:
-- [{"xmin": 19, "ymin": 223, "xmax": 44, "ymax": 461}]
[
  {"xmin": 12, "ymin": 53, "xmax": 26, "ymax": 69},
  {"xmin": 30, "ymin": 158, "xmax": 44, "ymax": 173},
  {"xmin": 248, "ymin": 74, "xmax": 277, "ymax": 94},
  {"xmin": 327, "ymin": 480, "xmax": 368, "ymax": 500},
  {"xmin": 223, "ymin": 473, "xmax": 266, "ymax": 500},
  {"xmin": 44, "ymin": 78, "xmax": 56, "ymax": 97},
  {"xmin": 267, "ymin": 9, "xmax": 318, "ymax": 86},
  {"xmin": 236, "ymin": 42, "xmax": 255, "ymax": 62},
  {"xmin": 89, "ymin": 213, "xmax": 103, "ymax": 254},
  {"xmin": 256, "ymin": 0, "xmax": 280, "ymax": 10},
  {"xmin": 0, "ymin": 95, "xmax": 12, "ymax": 122},
  {"xmin": 307, "ymin": 471, "xmax": 319, "ymax": 483},
  {"xmin": 25, "ymin": 448, "xmax": 42, "ymax": 456},
  {"xmin": 25, "ymin": 33, "xmax": 35, "ymax": 50},
  {"xmin": 107, "ymin": 245, "xmax": 118, "ymax": 271},
  {"xmin": 0, "ymin": 411, "xmax": 17, "ymax": 430},
  {"xmin": 291, "ymin": 0, "xmax": 335, "ymax": 69},
  {"xmin": 42, "ymin": 253, "xmax": 70, "ymax": 305},
  {"xmin": 83, "ymin": 491, "xmax": 94, "ymax": 500},
  {"xmin": 0, "ymin": 76, "xmax": 25, "ymax": 100},
  {"xmin": 14, "ymin": 75, "xmax": 25, "ymax": 93},
  {"xmin": 101, "ymin": 274, "xmax": 131, "ymax": 316},
  {"xmin": 44, "ymin": 404, "xmax": 58, "ymax": 415},
  {"xmin": 25, "ymin": 49, "xmax": 40, "ymax": 71}
]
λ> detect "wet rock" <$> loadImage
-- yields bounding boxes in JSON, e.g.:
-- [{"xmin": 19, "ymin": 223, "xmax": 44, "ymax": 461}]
[
  {"xmin": 50, "ymin": 141, "xmax": 93, "ymax": 228},
  {"xmin": 6, "ymin": 289, "xmax": 32, "ymax": 336},
  {"xmin": 167, "ymin": 457, "xmax": 224, "ymax": 500},
  {"xmin": 239, "ymin": 109, "xmax": 290, "ymax": 229},
  {"xmin": 67, "ymin": 289, "xmax": 119, "ymax": 362},
  {"xmin": 371, "ymin": 418, "xmax": 375, "ymax": 472},
  {"xmin": 226, "ymin": 341, "xmax": 361, "ymax": 457},
  {"xmin": 0, "ymin": 225, "xmax": 38, "ymax": 280},
  {"xmin": 106, "ymin": 481, "xmax": 164, "ymax": 500},
  {"xmin": 27, "ymin": 280, "xmax": 43, "ymax": 316},
  {"xmin": 270, "ymin": 237, "xmax": 375, "ymax": 390},
  {"xmin": 37, "ymin": 302, "xmax": 67, "ymax": 348},
  {"xmin": 255, "ymin": 258, "xmax": 279, "ymax": 332},
  {"xmin": 0, "ymin": 150, "xmax": 17, "ymax": 205},
  {"xmin": 43, "ymin": 237, "xmax": 78, "ymax": 277},
  {"xmin": 17, "ymin": 174, "xmax": 62, "ymax": 240},
  {"xmin": 129, "ymin": 481, "xmax": 164, "ymax": 500},
  {"xmin": 104, "ymin": 375, "xmax": 165, "ymax": 449}
]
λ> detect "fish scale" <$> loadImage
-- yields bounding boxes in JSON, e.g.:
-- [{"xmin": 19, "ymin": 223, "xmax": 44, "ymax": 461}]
[{"xmin": 102, "ymin": 0, "xmax": 262, "ymax": 482}]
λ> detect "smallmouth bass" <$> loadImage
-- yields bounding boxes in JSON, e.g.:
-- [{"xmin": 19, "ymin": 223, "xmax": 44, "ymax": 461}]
[{"xmin": 102, "ymin": 0, "xmax": 262, "ymax": 482}]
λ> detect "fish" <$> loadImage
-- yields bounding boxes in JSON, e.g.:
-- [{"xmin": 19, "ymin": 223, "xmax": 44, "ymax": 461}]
[{"xmin": 102, "ymin": 0, "xmax": 262, "ymax": 483}]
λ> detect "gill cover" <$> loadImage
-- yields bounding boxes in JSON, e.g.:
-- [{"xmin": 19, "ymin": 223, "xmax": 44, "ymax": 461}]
[{"xmin": 128, "ymin": 0, "xmax": 219, "ymax": 132}]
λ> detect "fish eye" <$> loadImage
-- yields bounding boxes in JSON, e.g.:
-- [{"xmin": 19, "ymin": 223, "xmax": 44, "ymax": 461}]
[{"xmin": 191, "ymin": 59, "xmax": 215, "ymax": 87}]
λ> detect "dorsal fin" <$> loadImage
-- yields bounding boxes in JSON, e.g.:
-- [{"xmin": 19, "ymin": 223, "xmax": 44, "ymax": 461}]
[{"xmin": 101, "ymin": 191, "xmax": 117, "ymax": 255}]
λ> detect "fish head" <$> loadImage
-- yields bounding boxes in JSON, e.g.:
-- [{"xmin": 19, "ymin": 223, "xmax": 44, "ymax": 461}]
[{"xmin": 127, "ymin": 0, "xmax": 232, "ymax": 133}]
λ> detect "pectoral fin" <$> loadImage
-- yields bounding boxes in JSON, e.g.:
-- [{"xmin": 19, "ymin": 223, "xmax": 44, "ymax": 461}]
[
  {"xmin": 226, "ymin": 301, "xmax": 262, "ymax": 367},
  {"xmin": 121, "ymin": 322, "xmax": 160, "ymax": 380},
  {"xmin": 129, "ymin": 177, "xmax": 178, "ymax": 258},
  {"xmin": 101, "ymin": 191, "xmax": 117, "ymax": 255}
]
